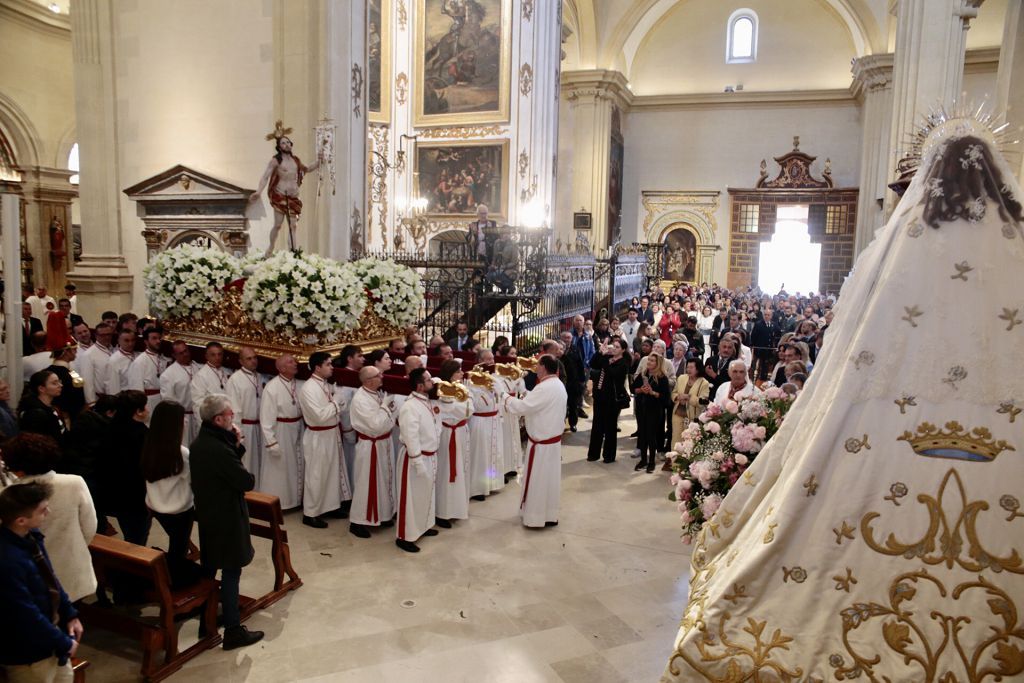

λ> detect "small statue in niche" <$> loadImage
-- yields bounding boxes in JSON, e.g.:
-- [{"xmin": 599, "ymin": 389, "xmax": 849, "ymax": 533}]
[
  {"xmin": 49, "ymin": 216, "xmax": 66, "ymax": 270},
  {"xmin": 250, "ymin": 120, "xmax": 323, "ymax": 256}
]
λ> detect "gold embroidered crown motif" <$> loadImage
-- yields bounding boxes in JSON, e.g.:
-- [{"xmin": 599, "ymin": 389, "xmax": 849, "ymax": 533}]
[{"xmin": 897, "ymin": 421, "xmax": 1015, "ymax": 462}]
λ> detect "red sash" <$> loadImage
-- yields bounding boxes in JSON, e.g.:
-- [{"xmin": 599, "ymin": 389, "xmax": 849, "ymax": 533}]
[
  {"xmin": 520, "ymin": 433, "xmax": 562, "ymax": 509},
  {"xmin": 473, "ymin": 411, "xmax": 498, "ymax": 417},
  {"xmin": 306, "ymin": 424, "xmax": 338, "ymax": 431},
  {"xmin": 442, "ymin": 420, "xmax": 468, "ymax": 483},
  {"xmin": 277, "ymin": 416, "xmax": 301, "ymax": 423},
  {"xmin": 398, "ymin": 449, "xmax": 436, "ymax": 541},
  {"xmin": 241, "ymin": 418, "xmax": 260, "ymax": 425},
  {"xmin": 143, "ymin": 389, "xmax": 160, "ymax": 396},
  {"xmin": 356, "ymin": 431, "xmax": 390, "ymax": 524}
]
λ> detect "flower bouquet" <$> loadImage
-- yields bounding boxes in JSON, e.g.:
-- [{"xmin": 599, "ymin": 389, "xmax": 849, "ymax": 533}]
[
  {"xmin": 241, "ymin": 250, "xmax": 366, "ymax": 342},
  {"xmin": 669, "ymin": 386, "xmax": 795, "ymax": 544},
  {"xmin": 143, "ymin": 244, "xmax": 241, "ymax": 318},
  {"xmin": 350, "ymin": 258, "xmax": 424, "ymax": 328}
]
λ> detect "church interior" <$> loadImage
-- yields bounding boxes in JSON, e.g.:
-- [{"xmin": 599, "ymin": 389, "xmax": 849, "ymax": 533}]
[{"xmin": 0, "ymin": 0, "xmax": 1022, "ymax": 681}]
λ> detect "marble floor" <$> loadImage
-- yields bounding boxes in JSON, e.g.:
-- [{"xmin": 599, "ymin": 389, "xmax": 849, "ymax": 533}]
[{"xmin": 77, "ymin": 408, "xmax": 691, "ymax": 682}]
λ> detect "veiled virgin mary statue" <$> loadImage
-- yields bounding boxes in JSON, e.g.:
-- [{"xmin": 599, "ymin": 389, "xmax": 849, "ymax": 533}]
[{"xmin": 662, "ymin": 108, "xmax": 1024, "ymax": 682}]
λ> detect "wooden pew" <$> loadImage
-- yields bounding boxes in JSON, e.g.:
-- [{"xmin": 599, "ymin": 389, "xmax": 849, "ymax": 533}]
[
  {"xmin": 71, "ymin": 657, "xmax": 89, "ymax": 683},
  {"xmin": 77, "ymin": 535, "xmax": 221, "ymax": 682},
  {"xmin": 238, "ymin": 492, "xmax": 303, "ymax": 621}
]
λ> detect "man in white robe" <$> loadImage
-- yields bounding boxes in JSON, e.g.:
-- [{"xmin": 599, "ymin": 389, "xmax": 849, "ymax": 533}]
[
  {"xmin": 467, "ymin": 372, "xmax": 504, "ymax": 500},
  {"xmin": 348, "ymin": 366, "xmax": 397, "ymax": 538},
  {"xmin": 226, "ymin": 346, "xmax": 265, "ymax": 487},
  {"xmin": 297, "ymin": 351, "xmax": 350, "ymax": 528},
  {"xmin": 161, "ymin": 341, "xmax": 200, "ymax": 445},
  {"xmin": 71, "ymin": 320, "xmax": 92, "ymax": 378},
  {"xmin": 713, "ymin": 360, "xmax": 761, "ymax": 406},
  {"xmin": 336, "ymin": 345, "xmax": 363, "ymax": 486},
  {"xmin": 190, "ymin": 342, "xmax": 232, "ymax": 416},
  {"xmin": 127, "ymin": 326, "xmax": 169, "ymax": 421},
  {"xmin": 502, "ymin": 354, "xmax": 567, "ymax": 528},
  {"xmin": 104, "ymin": 329, "xmax": 137, "ymax": 395},
  {"xmin": 436, "ymin": 378, "xmax": 472, "ymax": 526},
  {"xmin": 79, "ymin": 323, "xmax": 113, "ymax": 403},
  {"xmin": 395, "ymin": 368, "xmax": 441, "ymax": 553},
  {"xmin": 494, "ymin": 363, "xmax": 525, "ymax": 482},
  {"xmin": 259, "ymin": 354, "xmax": 304, "ymax": 510}
]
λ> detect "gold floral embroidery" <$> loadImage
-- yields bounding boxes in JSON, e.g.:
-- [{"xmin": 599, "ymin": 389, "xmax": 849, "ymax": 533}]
[
  {"xmin": 803, "ymin": 473, "xmax": 819, "ymax": 496},
  {"xmin": 998, "ymin": 400, "xmax": 1021, "ymax": 423},
  {"xmin": 833, "ymin": 568, "xmax": 857, "ymax": 592},
  {"xmin": 902, "ymin": 305, "xmax": 923, "ymax": 327},
  {"xmin": 832, "ymin": 570, "xmax": 1024, "ymax": 682},
  {"xmin": 861, "ymin": 468, "xmax": 1024, "ymax": 574},
  {"xmin": 782, "ymin": 566, "xmax": 807, "ymax": 584},
  {"xmin": 667, "ymin": 612, "xmax": 805, "ymax": 682},
  {"xmin": 719, "ymin": 508, "xmax": 734, "ymax": 528},
  {"xmin": 942, "ymin": 365, "xmax": 968, "ymax": 390},
  {"xmin": 833, "ymin": 521, "xmax": 855, "ymax": 545},
  {"xmin": 1001, "ymin": 495, "xmax": 1024, "ymax": 522},
  {"xmin": 999, "ymin": 307, "xmax": 1022, "ymax": 331},
  {"xmin": 885, "ymin": 482, "xmax": 908, "ymax": 506},
  {"xmin": 895, "ymin": 395, "xmax": 917, "ymax": 414},
  {"xmin": 723, "ymin": 583, "xmax": 749, "ymax": 604},
  {"xmin": 743, "ymin": 470, "xmax": 756, "ymax": 486},
  {"xmin": 851, "ymin": 350, "xmax": 874, "ymax": 370},
  {"xmin": 763, "ymin": 522, "xmax": 778, "ymax": 544},
  {"xmin": 844, "ymin": 435, "xmax": 871, "ymax": 454},
  {"xmin": 950, "ymin": 260, "xmax": 973, "ymax": 281}
]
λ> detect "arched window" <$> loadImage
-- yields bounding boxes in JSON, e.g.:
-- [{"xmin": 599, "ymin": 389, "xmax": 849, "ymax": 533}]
[
  {"xmin": 67, "ymin": 143, "xmax": 79, "ymax": 185},
  {"xmin": 726, "ymin": 9, "xmax": 758, "ymax": 64}
]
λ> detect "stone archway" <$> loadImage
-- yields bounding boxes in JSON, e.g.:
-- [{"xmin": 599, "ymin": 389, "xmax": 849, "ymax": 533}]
[
  {"xmin": 661, "ymin": 223, "xmax": 699, "ymax": 283},
  {"xmin": 641, "ymin": 190, "xmax": 720, "ymax": 285}
]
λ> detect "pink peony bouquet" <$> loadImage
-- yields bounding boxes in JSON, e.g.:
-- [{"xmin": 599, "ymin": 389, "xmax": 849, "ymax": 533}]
[{"xmin": 669, "ymin": 386, "xmax": 794, "ymax": 544}]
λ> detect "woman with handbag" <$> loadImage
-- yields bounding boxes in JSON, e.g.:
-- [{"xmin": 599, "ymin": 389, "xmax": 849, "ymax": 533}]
[
  {"xmin": 669, "ymin": 359, "xmax": 710, "ymax": 460},
  {"xmin": 632, "ymin": 354, "xmax": 671, "ymax": 473},
  {"xmin": 586, "ymin": 338, "xmax": 630, "ymax": 463}
]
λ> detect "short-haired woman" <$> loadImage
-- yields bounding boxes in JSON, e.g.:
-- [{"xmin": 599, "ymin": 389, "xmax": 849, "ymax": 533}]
[
  {"xmin": 1, "ymin": 433, "xmax": 97, "ymax": 602},
  {"xmin": 632, "ymin": 353, "xmax": 670, "ymax": 473},
  {"xmin": 141, "ymin": 400, "xmax": 200, "ymax": 587}
]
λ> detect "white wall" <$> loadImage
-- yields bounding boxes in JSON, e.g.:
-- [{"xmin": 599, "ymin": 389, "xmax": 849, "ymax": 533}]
[
  {"xmin": 112, "ymin": 0, "xmax": 275, "ymax": 308},
  {"xmin": 620, "ymin": 100, "xmax": 863, "ymax": 283}
]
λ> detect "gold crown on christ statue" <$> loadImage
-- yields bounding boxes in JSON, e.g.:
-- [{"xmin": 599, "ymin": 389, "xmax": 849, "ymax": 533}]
[
  {"xmin": 265, "ymin": 120, "xmax": 294, "ymax": 142},
  {"xmin": 897, "ymin": 421, "xmax": 1015, "ymax": 463}
]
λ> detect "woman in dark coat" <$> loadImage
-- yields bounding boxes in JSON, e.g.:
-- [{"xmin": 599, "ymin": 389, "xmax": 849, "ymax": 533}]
[
  {"xmin": 586, "ymin": 337, "xmax": 630, "ymax": 463},
  {"xmin": 189, "ymin": 394, "xmax": 263, "ymax": 650},
  {"xmin": 105, "ymin": 390, "xmax": 150, "ymax": 546},
  {"xmin": 17, "ymin": 370, "xmax": 67, "ymax": 448},
  {"xmin": 632, "ymin": 353, "xmax": 671, "ymax": 473}
]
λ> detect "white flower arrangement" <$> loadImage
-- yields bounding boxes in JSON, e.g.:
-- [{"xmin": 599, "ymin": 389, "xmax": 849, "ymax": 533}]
[
  {"xmin": 241, "ymin": 250, "xmax": 366, "ymax": 341},
  {"xmin": 143, "ymin": 244, "xmax": 241, "ymax": 318},
  {"xmin": 350, "ymin": 258, "xmax": 424, "ymax": 328}
]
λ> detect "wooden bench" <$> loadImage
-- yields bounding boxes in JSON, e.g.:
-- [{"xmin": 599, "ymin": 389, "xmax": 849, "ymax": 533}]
[
  {"xmin": 238, "ymin": 491, "xmax": 303, "ymax": 620},
  {"xmin": 77, "ymin": 535, "xmax": 221, "ymax": 682},
  {"xmin": 71, "ymin": 657, "xmax": 89, "ymax": 683}
]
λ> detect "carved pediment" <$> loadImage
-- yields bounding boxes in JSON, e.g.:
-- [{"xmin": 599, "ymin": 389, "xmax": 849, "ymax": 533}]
[
  {"xmin": 756, "ymin": 136, "xmax": 833, "ymax": 189},
  {"xmin": 123, "ymin": 164, "xmax": 253, "ymax": 202}
]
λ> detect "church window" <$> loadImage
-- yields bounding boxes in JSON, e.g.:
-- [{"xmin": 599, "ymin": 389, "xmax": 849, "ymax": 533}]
[
  {"xmin": 738, "ymin": 203, "xmax": 759, "ymax": 233},
  {"xmin": 825, "ymin": 205, "xmax": 850, "ymax": 234},
  {"xmin": 68, "ymin": 143, "xmax": 79, "ymax": 185},
  {"xmin": 727, "ymin": 10, "xmax": 757, "ymax": 64}
]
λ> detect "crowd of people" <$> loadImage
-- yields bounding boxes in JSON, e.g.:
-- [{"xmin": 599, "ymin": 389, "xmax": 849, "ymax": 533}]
[{"xmin": 0, "ymin": 279, "xmax": 833, "ymax": 680}]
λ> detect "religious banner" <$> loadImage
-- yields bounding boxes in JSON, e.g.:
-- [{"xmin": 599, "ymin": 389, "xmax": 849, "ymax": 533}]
[
  {"xmin": 368, "ymin": 0, "xmax": 392, "ymax": 124},
  {"xmin": 414, "ymin": 0, "xmax": 511, "ymax": 127},
  {"xmin": 414, "ymin": 140, "xmax": 508, "ymax": 217}
]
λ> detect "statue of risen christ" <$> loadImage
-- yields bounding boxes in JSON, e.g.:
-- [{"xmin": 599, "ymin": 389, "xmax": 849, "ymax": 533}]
[{"xmin": 250, "ymin": 125, "xmax": 321, "ymax": 257}]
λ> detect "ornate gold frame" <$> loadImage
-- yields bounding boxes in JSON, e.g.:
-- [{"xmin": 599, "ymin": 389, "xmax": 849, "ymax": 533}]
[
  {"xmin": 413, "ymin": 0, "xmax": 512, "ymax": 127},
  {"xmin": 369, "ymin": 0, "xmax": 392, "ymax": 124},
  {"xmin": 413, "ymin": 138, "xmax": 509, "ymax": 218}
]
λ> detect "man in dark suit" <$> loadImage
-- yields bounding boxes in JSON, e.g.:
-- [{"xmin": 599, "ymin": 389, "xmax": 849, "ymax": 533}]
[
  {"xmin": 448, "ymin": 320, "xmax": 473, "ymax": 351},
  {"xmin": 750, "ymin": 307, "xmax": 782, "ymax": 381},
  {"xmin": 57, "ymin": 298, "xmax": 84, "ymax": 328},
  {"xmin": 190, "ymin": 393, "xmax": 264, "ymax": 650},
  {"xmin": 20, "ymin": 302, "xmax": 42, "ymax": 356},
  {"xmin": 636, "ymin": 296, "xmax": 655, "ymax": 325}
]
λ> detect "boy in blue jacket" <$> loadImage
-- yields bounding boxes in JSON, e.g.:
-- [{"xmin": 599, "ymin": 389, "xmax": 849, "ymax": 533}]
[{"xmin": 0, "ymin": 481, "xmax": 83, "ymax": 683}]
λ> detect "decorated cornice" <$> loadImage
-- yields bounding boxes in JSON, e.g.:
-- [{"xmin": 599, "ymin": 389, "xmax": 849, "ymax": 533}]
[
  {"xmin": 561, "ymin": 69, "xmax": 633, "ymax": 110},
  {"xmin": 963, "ymin": 46, "xmax": 999, "ymax": 74},
  {"xmin": 0, "ymin": 0, "xmax": 70, "ymax": 37},
  {"xmin": 630, "ymin": 88, "xmax": 854, "ymax": 112},
  {"xmin": 850, "ymin": 53, "xmax": 894, "ymax": 98}
]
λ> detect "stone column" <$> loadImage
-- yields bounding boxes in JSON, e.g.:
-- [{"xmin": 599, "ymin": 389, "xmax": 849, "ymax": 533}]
[
  {"xmin": 996, "ymin": 0, "xmax": 1024, "ymax": 179},
  {"xmin": 560, "ymin": 70, "xmax": 631, "ymax": 249},
  {"xmin": 66, "ymin": 0, "xmax": 133, "ymax": 323},
  {"xmin": 851, "ymin": 54, "xmax": 894, "ymax": 256},
  {"xmin": 885, "ymin": 0, "xmax": 985, "ymax": 214}
]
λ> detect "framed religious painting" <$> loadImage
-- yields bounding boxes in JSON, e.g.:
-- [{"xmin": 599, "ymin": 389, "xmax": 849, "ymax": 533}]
[
  {"xmin": 414, "ymin": 140, "xmax": 509, "ymax": 217},
  {"xmin": 368, "ymin": 0, "xmax": 392, "ymax": 124},
  {"xmin": 414, "ymin": 0, "xmax": 512, "ymax": 127}
]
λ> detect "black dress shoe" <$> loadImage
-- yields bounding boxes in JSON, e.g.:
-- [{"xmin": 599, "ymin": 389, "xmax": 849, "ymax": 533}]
[
  {"xmin": 396, "ymin": 539, "xmax": 420, "ymax": 553},
  {"xmin": 471, "ymin": 494, "xmax": 486, "ymax": 501},
  {"xmin": 327, "ymin": 506, "xmax": 349, "ymax": 519},
  {"xmin": 646, "ymin": 464, "xmax": 656, "ymax": 473},
  {"xmin": 544, "ymin": 521, "xmax": 558, "ymax": 527},
  {"xmin": 570, "ymin": 426, "xmax": 577, "ymax": 432},
  {"xmin": 223, "ymin": 625, "xmax": 264, "ymax": 650},
  {"xmin": 423, "ymin": 528, "xmax": 439, "ymax": 536},
  {"xmin": 349, "ymin": 523, "xmax": 371, "ymax": 538},
  {"xmin": 602, "ymin": 459, "xmax": 616, "ymax": 464},
  {"xmin": 435, "ymin": 518, "xmax": 452, "ymax": 529},
  {"xmin": 381, "ymin": 518, "xmax": 395, "ymax": 528},
  {"xmin": 629, "ymin": 431, "xmax": 638, "ymax": 438},
  {"xmin": 302, "ymin": 515, "xmax": 328, "ymax": 529},
  {"xmin": 586, "ymin": 457, "xmax": 599, "ymax": 462},
  {"xmin": 577, "ymin": 411, "xmax": 589, "ymax": 419},
  {"xmin": 634, "ymin": 461, "xmax": 646, "ymax": 471}
]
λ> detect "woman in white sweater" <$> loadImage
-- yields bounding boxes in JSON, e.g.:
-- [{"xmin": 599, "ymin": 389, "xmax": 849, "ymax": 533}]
[
  {"xmin": 1, "ymin": 432, "xmax": 97, "ymax": 602},
  {"xmin": 141, "ymin": 400, "xmax": 198, "ymax": 586}
]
